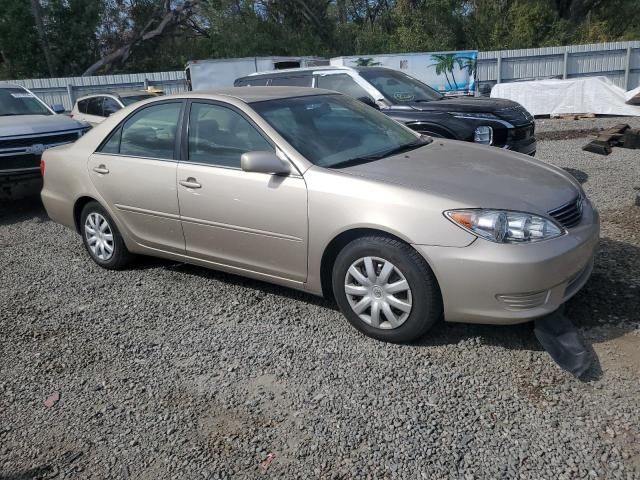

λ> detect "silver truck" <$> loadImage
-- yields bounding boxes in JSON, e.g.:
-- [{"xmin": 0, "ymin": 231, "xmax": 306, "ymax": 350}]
[{"xmin": 1, "ymin": 82, "xmax": 88, "ymax": 179}]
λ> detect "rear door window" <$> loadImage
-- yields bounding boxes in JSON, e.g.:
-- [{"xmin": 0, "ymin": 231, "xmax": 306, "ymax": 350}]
[
  {"xmin": 77, "ymin": 99, "xmax": 88, "ymax": 114},
  {"xmin": 316, "ymin": 74, "xmax": 371, "ymax": 100},
  {"xmin": 270, "ymin": 76, "xmax": 312, "ymax": 87},
  {"xmin": 102, "ymin": 97, "xmax": 121, "ymax": 117},
  {"xmin": 86, "ymin": 97, "xmax": 104, "ymax": 117},
  {"xmin": 99, "ymin": 102, "xmax": 182, "ymax": 159}
]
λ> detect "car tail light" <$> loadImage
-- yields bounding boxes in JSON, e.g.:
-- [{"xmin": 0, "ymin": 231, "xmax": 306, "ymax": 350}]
[{"xmin": 40, "ymin": 159, "xmax": 45, "ymax": 177}]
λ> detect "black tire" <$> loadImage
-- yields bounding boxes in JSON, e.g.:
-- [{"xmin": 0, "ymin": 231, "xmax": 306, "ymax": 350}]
[
  {"xmin": 332, "ymin": 235, "xmax": 442, "ymax": 343},
  {"xmin": 80, "ymin": 201, "xmax": 132, "ymax": 270}
]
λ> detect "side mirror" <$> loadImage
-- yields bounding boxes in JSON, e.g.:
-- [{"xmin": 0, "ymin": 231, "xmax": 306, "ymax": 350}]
[
  {"xmin": 357, "ymin": 96, "xmax": 379, "ymax": 109},
  {"xmin": 51, "ymin": 104, "xmax": 66, "ymax": 114},
  {"xmin": 241, "ymin": 151, "xmax": 291, "ymax": 175}
]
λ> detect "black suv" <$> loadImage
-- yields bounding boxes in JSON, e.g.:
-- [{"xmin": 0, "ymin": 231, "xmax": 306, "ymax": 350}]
[{"xmin": 235, "ymin": 66, "xmax": 536, "ymax": 156}]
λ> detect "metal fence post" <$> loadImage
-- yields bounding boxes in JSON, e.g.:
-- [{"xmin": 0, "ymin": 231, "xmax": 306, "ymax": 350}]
[
  {"xmin": 563, "ymin": 49, "xmax": 569, "ymax": 79},
  {"xmin": 624, "ymin": 47, "xmax": 631, "ymax": 90},
  {"xmin": 496, "ymin": 52, "xmax": 502, "ymax": 84},
  {"xmin": 66, "ymin": 84, "xmax": 75, "ymax": 109},
  {"xmin": 144, "ymin": 78, "xmax": 149, "ymax": 90}
]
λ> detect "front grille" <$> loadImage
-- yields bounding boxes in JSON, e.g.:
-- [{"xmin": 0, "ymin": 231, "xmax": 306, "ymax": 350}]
[
  {"xmin": 548, "ymin": 196, "xmax": 583, "ymax": 229},
  {"xmin": 0, "ymin": 154, "xmax": 41, "ymax": 172},
  {"xmin": 0, "ymin": 131, "xmax": 80, "ymax": 150},
  {"xmin": 495, "ymin": 105, "xmax": 534, "ymax": 127}
]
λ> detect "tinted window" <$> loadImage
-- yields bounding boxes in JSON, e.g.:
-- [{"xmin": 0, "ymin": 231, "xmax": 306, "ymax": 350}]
[
  {"xmin": 270, "ymin": 76, "xmax": 312, "ymax": 87},
  {"xmin": 359, "ymin": 69, "xmax": 443, "ymax": 103},
  {"xmin": 120, "ymin": 94, "xmax": 157, "ymax": 106},
  {"xmin": 118, "ymin": 103, "xmax": 181, "ymax": 159},
  {"xmin": 102, "ymin": 97, "xmax": 121, "ymax": 116},
  {"xmin": 316, "ymin": 74, "xmax": 370, "ymax": 100},
  {"xmin": 86, "ymin": 97, "xmax": 104, "ymax": 116},
  {"xmin": 100, "ymin": 126, "xmax": 122, "ymax": 154},
  {"xmin": 188, "ymin": 103, "xmax": 272, "ymax": 168},
  {"xmin": 77, "ymin": 99, "xmax": 88, "ymax": 114},
  {"xmin": 0, "ymin": 87, "xmax": 51, "ymax": 116},
  {"xmin": 235, "ymin": 78, "xmax": 269, "ymax": 87},
  {"xmin": 252, "ymin": 94, "xmax": 424, "ymax": 168}
]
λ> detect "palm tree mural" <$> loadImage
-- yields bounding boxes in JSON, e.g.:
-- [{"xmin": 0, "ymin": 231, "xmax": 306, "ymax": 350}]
[
  {"xmin": 429, "ymin": 53, "xmax": 461, "ymax": 91},
  {"xmin": 459, "ymin": 56, "xmax": 478, "ymax": 78},
  {"xmin": 353, "ymin": 57, "xmax": 381, "ymax": 67}
]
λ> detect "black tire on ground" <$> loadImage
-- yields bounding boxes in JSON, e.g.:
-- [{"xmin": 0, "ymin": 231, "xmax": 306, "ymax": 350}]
[
  {"xmin": 332, "ymin": 235, "xmax": 442, "ymax": 343},
  {"xmin": 80, "ymin": 201, "xmax": 132, "ymax": 270}
]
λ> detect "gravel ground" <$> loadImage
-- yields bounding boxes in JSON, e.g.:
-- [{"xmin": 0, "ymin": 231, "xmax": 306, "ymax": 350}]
[{"xmin": 1, "ymin": 122, "xmax": 639, "ymax": 479}]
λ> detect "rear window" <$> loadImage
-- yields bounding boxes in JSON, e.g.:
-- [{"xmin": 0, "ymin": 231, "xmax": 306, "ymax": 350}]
[{"xmin": 86, "ymin": 97, "xmax": 104, "ymax": 116}]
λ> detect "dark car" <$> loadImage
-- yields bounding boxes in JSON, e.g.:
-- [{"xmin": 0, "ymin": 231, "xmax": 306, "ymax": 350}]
[{"xmin": 234, "ymin": 66, "xmax": 536, "ymax": 156}]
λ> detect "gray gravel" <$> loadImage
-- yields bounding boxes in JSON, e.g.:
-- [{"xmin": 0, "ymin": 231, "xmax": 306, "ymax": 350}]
[{"xmin": 1, "ymin": 127, "xmax": 639, "ymax": 479}]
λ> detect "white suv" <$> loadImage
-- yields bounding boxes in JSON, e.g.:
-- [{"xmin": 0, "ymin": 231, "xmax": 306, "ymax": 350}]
[{"xmin": 71, "ymin": 91, "xmax": 159, "ymax": 126}]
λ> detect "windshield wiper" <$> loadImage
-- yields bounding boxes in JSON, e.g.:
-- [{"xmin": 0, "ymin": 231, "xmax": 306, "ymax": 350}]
[{"xmin": 330, "ymin": 138, "xmax": 431, "ymax": 169}]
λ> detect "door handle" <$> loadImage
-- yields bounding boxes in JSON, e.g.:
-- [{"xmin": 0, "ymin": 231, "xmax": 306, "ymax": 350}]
[
  {"xmin": 93, "ymin": 164, "xmax": 109, "ymax": 174},
  {"xmin": 179, "ymin": 177, "xmax": 202, "ymax": 189}
]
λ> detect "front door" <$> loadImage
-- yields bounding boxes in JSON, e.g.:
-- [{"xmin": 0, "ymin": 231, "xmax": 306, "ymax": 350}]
[
  {"xmin": 176, "ymin": 101, "xmax": 308, "ymax": 282},
  {"xmin": 88, "ymin": 101, "xmax": 185, "ymax": 254}
]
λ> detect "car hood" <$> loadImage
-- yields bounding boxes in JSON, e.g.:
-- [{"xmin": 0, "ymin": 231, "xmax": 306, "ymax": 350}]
[
  {"xmin": 336, "ymin": 140, "xmax": 580, "ymax": 214},
  {"xmin": 0, "ymin": 114, "xmax": 85, "ymax": 137},
  {"xmin": 400, "ymin": 96, "xmax": 519, "ymax": 113}
]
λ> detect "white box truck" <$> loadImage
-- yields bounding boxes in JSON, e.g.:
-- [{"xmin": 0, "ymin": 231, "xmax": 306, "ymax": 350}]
[{"xmin": 186, "ymin": 56, "xmax": 328, "ymax": 91}]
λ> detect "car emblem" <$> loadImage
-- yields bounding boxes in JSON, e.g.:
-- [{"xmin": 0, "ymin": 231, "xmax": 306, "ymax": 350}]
[{"xmin": 26, "ymin": 143, "xmax": 46, "ymax": 155}]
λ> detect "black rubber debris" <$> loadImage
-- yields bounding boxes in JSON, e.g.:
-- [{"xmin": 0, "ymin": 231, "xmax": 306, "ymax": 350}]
[{"xmin": 534, "ymin": 311, "xmax": 593, "ymax": 378}]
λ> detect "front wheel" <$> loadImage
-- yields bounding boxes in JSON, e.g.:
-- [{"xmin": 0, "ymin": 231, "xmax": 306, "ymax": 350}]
[
  {"xmin": 80, "ymin": 201, "xmax": 132, "ymax": 270},
  {"xmin": 332, "ymin": 236, "xmax": 442, "ymax": 343}
]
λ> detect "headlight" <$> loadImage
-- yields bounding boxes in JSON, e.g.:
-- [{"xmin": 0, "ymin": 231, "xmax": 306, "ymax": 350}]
[
  {"xmin": 474, "ymin": 126, "xmax": 493, "ymax": 144},
  {"xmin": 445, "ymin": 209, "xmax": 564, "ymax": 243},
  {"xmin": 448, "ymin": 112, "xmax": 499, "ymax": 120}
]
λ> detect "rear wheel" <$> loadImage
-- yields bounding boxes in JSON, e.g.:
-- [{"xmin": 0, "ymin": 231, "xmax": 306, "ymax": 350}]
[
  {"xmin": 332, "ymin": 236, "xmax": 442, "ymax": 343},
  {"xmin": 80, "ymin": 201, "xmax": 132, "ymax": 270}
]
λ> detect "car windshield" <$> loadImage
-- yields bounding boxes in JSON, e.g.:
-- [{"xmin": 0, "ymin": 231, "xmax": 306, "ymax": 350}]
[
  {"xmin": 251, "ymin": 94, "xmax": 429, "ymax": 168},
  {"xmin": 359, "ymin": 69, "xmax": 443, "ymax": 103},
  {"xmin": 120, "ymin": 94, "xmax": 157, "ymax": 106},
  {"xmin": 0, "ymin": 88, "xmax": 52, "ymax": 116}
]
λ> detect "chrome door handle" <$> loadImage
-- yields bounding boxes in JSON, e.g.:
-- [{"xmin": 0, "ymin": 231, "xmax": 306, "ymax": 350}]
[
  {"xmin": 93, "ymin": 165, "xmax": 109, "ymax": 174},
  {"xmin": 179, "ymin": 177, "xmax": 202, "ymax": 189}
]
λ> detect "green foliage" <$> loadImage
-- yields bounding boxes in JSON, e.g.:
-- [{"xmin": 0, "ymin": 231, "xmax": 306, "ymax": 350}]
[{"xmin": 0, "ymin": 0, "xmax": 638, "ymax": 80}]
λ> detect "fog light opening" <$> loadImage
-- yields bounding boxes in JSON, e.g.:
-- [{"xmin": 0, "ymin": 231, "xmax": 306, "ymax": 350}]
[{"xmin": 474, "ymin": 126, "xmax": 493, "ymax": 145}]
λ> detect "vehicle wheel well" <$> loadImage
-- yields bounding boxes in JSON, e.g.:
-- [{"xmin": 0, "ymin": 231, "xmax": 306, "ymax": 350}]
[
  {"xmin": 320, "ymin": 228, "xmax": 411, "ymax": 300},
  {"xmin": 73, "ymin": 196, "xmax": 96, "ymax": 233}
]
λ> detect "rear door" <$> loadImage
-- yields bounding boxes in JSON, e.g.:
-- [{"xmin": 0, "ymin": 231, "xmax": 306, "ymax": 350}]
[
  {"xmin": 87, "ymin": 101, "xmax": 185, "ymax": 254},
  {"xmin": 176, "ymin": 100, "xmax": 308, "ymax": 281}
]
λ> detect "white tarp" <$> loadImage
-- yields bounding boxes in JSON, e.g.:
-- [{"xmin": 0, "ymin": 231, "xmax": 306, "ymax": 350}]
[{"xmin": 491, "ymin": 77, "xmax": 640, "ymax": 116}]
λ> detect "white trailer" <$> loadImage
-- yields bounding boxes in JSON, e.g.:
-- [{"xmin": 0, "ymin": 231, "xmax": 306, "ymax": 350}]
[
  {"xmin": 330, "ymin": 51, "xmax": 478, "ymax": 95},
  {"xmin": 186, "ymin": 56, "xmax": 328, "ymax": 91}
]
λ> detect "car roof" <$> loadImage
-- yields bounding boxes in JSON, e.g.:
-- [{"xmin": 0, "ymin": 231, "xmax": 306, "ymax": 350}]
[
  {"xmin": 172, "ymin": 86, "xmax": 335, "ymax": 103},
  {"xmin": 244, "ymin": 65, "xmax": 353, "ymax": 77},
  {"xmin": 241, "ymin": 65, "xmax": 397, "ymax": 79}
]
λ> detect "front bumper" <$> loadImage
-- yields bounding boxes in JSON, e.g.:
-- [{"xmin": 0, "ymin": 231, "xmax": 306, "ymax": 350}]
[{"xmin": 414, "ymin": 205, "xmax": 599, "ymax": 325}]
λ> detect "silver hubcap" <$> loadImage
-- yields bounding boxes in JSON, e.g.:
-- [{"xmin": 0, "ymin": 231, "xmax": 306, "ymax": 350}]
[
  {"xmin": 344, "ymin": 256, "xmax": 413, "ymax": 330},
  {"xmin": 84, "ymin": 212, "xmax": 114, "ymax": 261}
]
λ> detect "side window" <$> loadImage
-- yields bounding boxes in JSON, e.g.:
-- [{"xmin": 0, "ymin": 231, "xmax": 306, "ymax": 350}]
[
  {"xmin": 118, "ymin": 102, "xmax": 181, "ymax": 159},
  {"xmin": 100, "ymin": 126, "xmax": 122, "ymax": 154},
  {"xmin": 236, "ymin": 78, "xmax": 269, "ymax": 87},
  {"xmin": 316, "ymin": 74, "xmax": 371, "ymax": 100},
  {"xmin": 86, "ymin": 97, "xmax": 104, "ymax": 116},
  {"xmin": 270, "ymin": 76, "xmax": 312, "ymax": 87},
  {"xmin": 77, "ymin": 99, "xmax": 88, "ymax": 114},
  {"xmin": 102, "ymin": 97, "xmax": 121, "ymax": 117},
  {"xmin": 188, "ymin": 102, "xmax": 273, "ymax": 168}
]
